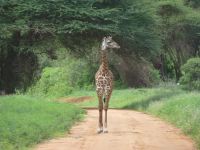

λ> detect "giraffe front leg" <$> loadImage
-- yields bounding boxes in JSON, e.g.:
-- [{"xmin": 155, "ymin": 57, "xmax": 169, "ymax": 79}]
[
  {"xmin": 104, "ymin": 109, "xmax": 108, "ymax": 133},
  {"xmin": 97, "ymin": 95, "xmax": 103, "ymax": 134},
  {"xmin": 103, "ymin": 100, "xmax": 109, "ymax": 133},
  {"xmin": 103, "ymin": 97, "xmax": 110, "ymax": 133}
]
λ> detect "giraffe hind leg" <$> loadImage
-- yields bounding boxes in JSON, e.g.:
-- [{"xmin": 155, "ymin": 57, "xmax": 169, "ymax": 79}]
[
  {"xmin": 103, "ymin": 91, "xmax": 112, "ymax": 133},
  {"xmin": 97, "ymin": 94, "xmax": 103, "ymax": 134}
]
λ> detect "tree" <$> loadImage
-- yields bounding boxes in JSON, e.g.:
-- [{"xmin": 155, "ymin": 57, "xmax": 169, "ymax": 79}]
[
  {"xmin": 0, "ymin": 0, "xmax": 161, "ymax": 92},
  {"xmin": 155, "ymin": 0, "xmax": 200, "ymax": 81}
]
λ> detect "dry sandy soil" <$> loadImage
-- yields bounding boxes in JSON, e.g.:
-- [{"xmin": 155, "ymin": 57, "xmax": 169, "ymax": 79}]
[{"xmin": 34, "ymin": 109, "xmax": 196, "ymax": 150}]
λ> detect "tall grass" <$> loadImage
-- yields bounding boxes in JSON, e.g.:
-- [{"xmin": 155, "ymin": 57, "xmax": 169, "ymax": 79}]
[{"xmin": 0, "ymin": 95, "xmax": 84, "ymax": 150}]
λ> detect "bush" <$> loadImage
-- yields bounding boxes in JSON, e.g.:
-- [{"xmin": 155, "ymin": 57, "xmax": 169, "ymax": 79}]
[
  {"xmin": 28, "ymin": 57, "xmax": 94, "ymax": 98},
  {"xmin": 179, "ymin": 57, "xmax": 200, "ymax": 90},
  {"xmin": 149, "ymin": 67, "xmax": 161, "ymax": 86}
]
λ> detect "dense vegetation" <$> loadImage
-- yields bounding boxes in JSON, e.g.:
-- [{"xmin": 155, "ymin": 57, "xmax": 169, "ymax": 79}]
[
  {"xmin": 0, "ymin": 95, "xmax": 84, "ymax": 150},
  {"xmin": 71, "ymin": 86, "xmax": 200, "ymax": 148},
  {"xmin": 180, "ymin": 57, "xmax": 200, "ymax": 90},
  {"xmin": 0, "ymin": 0, "xmax": 199, "ymax": 94},
  {"xmin": 27, "ymin": 55, "xmax": 94, "ymax": 99}
]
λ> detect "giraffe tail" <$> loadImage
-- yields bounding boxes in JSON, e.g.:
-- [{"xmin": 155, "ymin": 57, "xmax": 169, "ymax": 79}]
[{"xmin": 103, "ymin": 97, "xmax": 106, "ymax": 103}]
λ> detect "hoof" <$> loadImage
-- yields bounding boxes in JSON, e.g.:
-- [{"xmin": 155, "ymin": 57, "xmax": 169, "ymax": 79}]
[
  {"xmin": 97, "ymin": 128, "xmax": 103, "ymax": 134},
  {"xmin": 103, "ymin": 128, "xmax": 108, "ymax": 133}
]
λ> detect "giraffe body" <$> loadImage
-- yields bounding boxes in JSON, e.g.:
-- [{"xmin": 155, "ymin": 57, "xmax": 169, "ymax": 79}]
[
  {"xmin": 95, "ymin": 36, "xmax": 120, "ymax": 133},
  {"xmin": 95, "ymin": 66, "xmax": 113, "ymax": 102}
]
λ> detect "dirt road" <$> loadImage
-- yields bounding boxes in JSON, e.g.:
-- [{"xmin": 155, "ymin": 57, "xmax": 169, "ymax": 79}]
[{"xmin": 35, "ymin": 109, "xmax": 196, "ymax": 150}]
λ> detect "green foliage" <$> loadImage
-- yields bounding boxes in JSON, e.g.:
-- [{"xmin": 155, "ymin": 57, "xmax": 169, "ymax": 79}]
[
  {"xmin": 0, "ymin": 95, "xmax": 84, "ymax": 150},
  {"xmin": 0, "ymin": 0, "xmax": 162, "ymax": 92},
  {"xmin": 0, "ymin": 0, "xmax": 160, "ymax": 54},
  {"xmin": 148, "ymin": 67, "xmax": 161, "ymax": 86},
  {"xmin": 184, "ymin": 0, "xmax": 200, "ymax": 8},
  {"xmin": 114, "ymin": 80, "xmax": 128, "ymax": 89},
  {"xmin": 180, "ymin": 57, "xmax": 200, "ymax": 90},
  {"xmin": 152, "ymin": 0, "xmax": 200, "ymax": 81},
  {"xmin": 28, "ymin": 57, "xmax": 94, "ymax": 98},
  {"xmin": 29, "ymin": 67, "xmax": 73, "ymax": 98},
  {"xmin": 157, "ymin": 2, "xmax": 183, "ymax": 17}
]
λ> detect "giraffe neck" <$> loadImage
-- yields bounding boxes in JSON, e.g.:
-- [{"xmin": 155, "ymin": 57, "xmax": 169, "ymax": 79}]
[{"xmin": 101, "ymin": 50, "xmax": 109, "ymax": 71}]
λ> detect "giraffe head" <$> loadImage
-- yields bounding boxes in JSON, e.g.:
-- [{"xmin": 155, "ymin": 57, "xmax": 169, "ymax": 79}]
[{"xmin": 101, "ymin": 36, "xmax": 120, "ymax": 51}]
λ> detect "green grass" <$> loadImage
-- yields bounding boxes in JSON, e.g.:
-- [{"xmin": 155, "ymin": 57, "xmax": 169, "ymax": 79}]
[
  {"xmin": 71, "ymin": 87, "xmax": 183, "ymax": 109},
  {"xmin": 68, "ymin": 87, "xmax": 200, "ymax": 149},
  {"xmin": 0, "ymin": 95, "xmax": 85, "ymax": 150}
]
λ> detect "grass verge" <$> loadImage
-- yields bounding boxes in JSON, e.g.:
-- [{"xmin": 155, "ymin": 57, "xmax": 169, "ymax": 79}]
[{"xmin": 0, "ymin": 95, "xmax": 85, "ymax": 150}]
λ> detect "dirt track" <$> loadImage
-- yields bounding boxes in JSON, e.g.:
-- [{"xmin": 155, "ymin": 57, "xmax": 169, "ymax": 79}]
[{"xmin": 35, "ymin": 109, "xmax": 196, "ymax": 150}]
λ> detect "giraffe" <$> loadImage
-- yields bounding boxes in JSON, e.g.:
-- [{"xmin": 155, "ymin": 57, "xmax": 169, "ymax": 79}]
[{"xmin": 95, "ymin": 36, "xmax": 120, "ymax": 133}]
